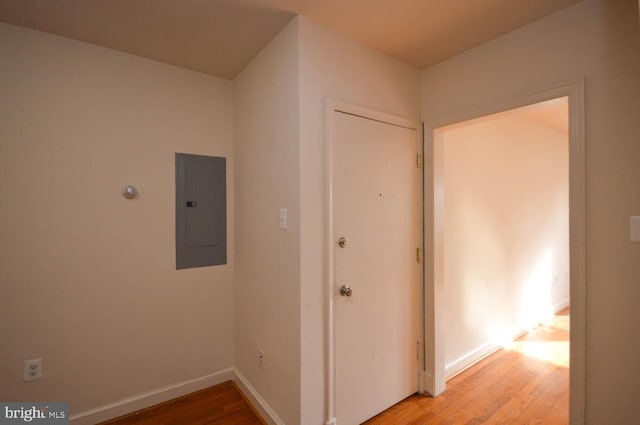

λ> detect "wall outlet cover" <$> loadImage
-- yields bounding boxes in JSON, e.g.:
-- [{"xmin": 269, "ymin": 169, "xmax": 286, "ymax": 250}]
[
  {"xmin": 631, "ymin": 216, "xmax": 640, "ymax": 243},
  {"xmin": 24, "ymin": 358, "xmax": 43, "ymax": 382}
]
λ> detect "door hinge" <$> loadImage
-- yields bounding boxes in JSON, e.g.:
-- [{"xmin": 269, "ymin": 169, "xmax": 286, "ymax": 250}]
[
  {"xmin": 417, "ymin": 340, "xmax": 421, "ymax": 359},
  {"xmin": 416, "ymin": 153, "xmax": 422, "ymax": 169},
  {"xmin": 416, "ymin": 247, "xmax": 422, "ymax": 263}
]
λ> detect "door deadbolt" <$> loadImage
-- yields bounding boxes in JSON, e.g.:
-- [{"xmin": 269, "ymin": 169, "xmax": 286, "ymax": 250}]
[
  {"xmin": 338, "ymin": 237, "xmax": 348, "ymax": 248},
  {"xmin": 339, "ymin": 285, "xmax": 353, "ymax": 297}
]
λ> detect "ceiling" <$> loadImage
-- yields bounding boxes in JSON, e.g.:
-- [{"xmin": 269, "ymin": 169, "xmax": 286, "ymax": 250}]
[
  {"xmin": 0, "ymin": 0, "xmax": 582, "ymax": 80},
  {"xmin": 441, "ymin": 97, "xmax": 569, "ymax": 135},
  {"xmin": 521, "ymin": 97, "xmax": 569, "ymax": 134}
]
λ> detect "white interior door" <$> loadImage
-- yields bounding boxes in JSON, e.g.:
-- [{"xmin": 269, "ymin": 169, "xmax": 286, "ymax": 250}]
[{"xmin": 333, "ymin": 111, "xmax": 420, "ymax": 425}]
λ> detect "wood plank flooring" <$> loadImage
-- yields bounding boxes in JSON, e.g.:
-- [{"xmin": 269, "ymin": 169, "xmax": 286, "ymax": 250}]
[
  {"xmin": 98, "ymin": 381, "xmax": 263, "ymax": 425},
  {"xmin": 99, "ymin": 309, "xmax": 569, "ymax": 425},
  {"xmin": 364, "ymin": 308, "xmax": 570, "ymax": 424}
]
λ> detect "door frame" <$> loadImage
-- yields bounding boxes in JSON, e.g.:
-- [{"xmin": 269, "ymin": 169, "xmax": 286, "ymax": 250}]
[
  {"xmin": 423, "ymin": 79, "xmax": 586, "ymax": 425},
  {"xmin": 324, "ymin": 99, "xmax": 423, "ymax": 425}
]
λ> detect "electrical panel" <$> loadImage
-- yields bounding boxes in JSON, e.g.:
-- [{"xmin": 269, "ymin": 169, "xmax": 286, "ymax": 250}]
[{"xmin": 175, "ymin": 153, "xmax": 227, "ymax": 269}]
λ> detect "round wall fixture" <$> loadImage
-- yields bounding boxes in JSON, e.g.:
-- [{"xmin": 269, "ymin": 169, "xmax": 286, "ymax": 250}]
[{"xmin": 122, "ymin": 185, "xmax": 138, "ymax": 199}]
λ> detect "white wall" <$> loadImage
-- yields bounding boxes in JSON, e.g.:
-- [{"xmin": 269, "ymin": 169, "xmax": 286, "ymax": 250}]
[
  {"xmin": 0, "ymin": 23, "xmax": 235, "ymax": 418},
  {"xmin": 422, "ymin": 0, "xmax": 640, "ymax": 422},
  {"xmin": 233, "ymin": 18, "xmax": 301, "ymax": 425},
  {"xmin": 297, "ymin": 17, "xmax": 421, "ymax": 424},
  {"xmin": 440, "ymin": 108, "xmax": 569, "ymax": 376}
]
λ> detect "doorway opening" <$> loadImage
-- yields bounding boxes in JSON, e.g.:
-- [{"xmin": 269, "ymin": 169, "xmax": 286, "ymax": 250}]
[
  {"xmin": 423, "ymin": 80, "xmax": 586, "ymax": 424},
  {"xmin": 437, "ymin": 97, "xmax": 570, "ymax": 381}
]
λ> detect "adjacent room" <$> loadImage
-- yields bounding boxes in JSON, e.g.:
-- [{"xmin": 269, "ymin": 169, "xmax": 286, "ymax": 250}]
[{"xmin": 438, "ymin": 98, "xmax": 570, "ymax": 380}]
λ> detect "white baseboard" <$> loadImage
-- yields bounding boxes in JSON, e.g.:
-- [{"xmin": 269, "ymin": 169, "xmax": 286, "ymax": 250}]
[
  {"xmin": 553, "ymin": 298, "xmax": 570, "ymax": 314},
  {"xmin": 69, "ymin": 368, "xmax": 233, "ymax": 425},
  {"xmin": 232, "ymin": 368, "xmax": 285, "ymax": 425},
  {"xmin": 445, "ymin": 341, "xmax": 502, "ymax": 379},
  {"xmin": 445, "ymin": 302, "xmax": 570, "ymax": 380}
]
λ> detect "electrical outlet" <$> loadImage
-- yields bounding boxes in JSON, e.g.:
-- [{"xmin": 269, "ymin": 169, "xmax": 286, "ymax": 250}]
[
  {"xmin": 24, "ymin": 358, "xmax": 43, "ymax": 382},
  {"xmin": 279, "ymin": 208, "xmax": 288, "ymax": 230},
  {"xmin": 258, "ymin": 349, "xmax": 264, "ymax": 369}
]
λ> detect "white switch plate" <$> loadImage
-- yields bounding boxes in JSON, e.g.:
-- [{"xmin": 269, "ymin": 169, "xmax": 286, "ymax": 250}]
[
  {"xmin": 279, "ymin": 208, "xmax": 288, "ymax": 230},
  {"xmin": 631, "ymin": 216, "xmax": 640, "ymax": 243}
]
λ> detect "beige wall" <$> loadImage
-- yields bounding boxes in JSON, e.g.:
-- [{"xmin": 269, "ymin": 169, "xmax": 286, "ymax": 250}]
[
  {"xmin": 297, "ymin": 16, "xmax": 421, "ymax": 424},
  {"xmin": 422, "ymin": 0, "xmax": 640, "ymax": 422},
  {"xmin": 440, "ymin": 107, "xmax": 569, "ymax": 376},
  {"xmin": 233, "ymin": 18, "xmax": 301, "ymax": 425},
  {"xmin": 0, "ymin": 23, "xmax": 235, "ymax": 415},
  {"xmin": 0, "ymin": 15, "xmax": 421, "ymax": 425}
]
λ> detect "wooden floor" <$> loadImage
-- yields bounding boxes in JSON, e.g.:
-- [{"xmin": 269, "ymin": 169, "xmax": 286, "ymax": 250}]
[
  {"xmin": 364, "ymin": 308, "xmax": 570, "ymax": 425},
  {"xmin": 99, "ymin": 381, "xmax": 263, "ymax": 425},
  {"xmin": 100, "ymin": 309, "xmax": 568, "ymax": 425}
]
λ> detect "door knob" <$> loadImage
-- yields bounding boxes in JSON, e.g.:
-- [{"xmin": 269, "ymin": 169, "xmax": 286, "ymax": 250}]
[
  {"xmin": 338, "ymin": 237, "xmax": 348, "ymax": 248},
  {"xmin": 339, "ymin": 285, "xmax": 353, "ymax": 297}
]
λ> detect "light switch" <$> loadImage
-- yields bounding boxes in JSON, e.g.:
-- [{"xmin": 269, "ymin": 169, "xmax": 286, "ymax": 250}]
[
  {"xmin": 279, "ymin": 208, "xmax": 288, "ymax": 230},
  {"xmin": 631, "ymin": 216, "xmax": 640, "ymax": 243}
]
